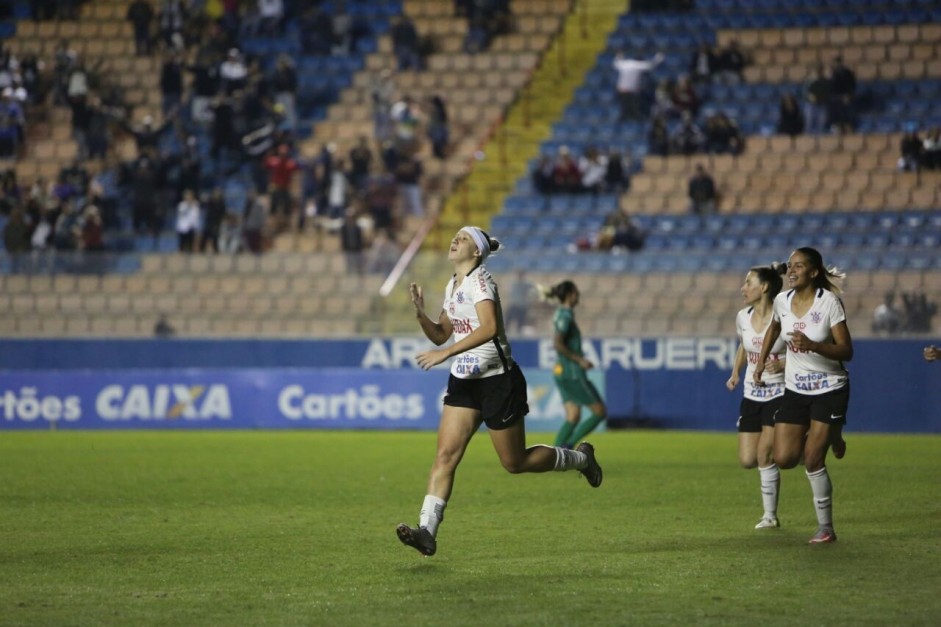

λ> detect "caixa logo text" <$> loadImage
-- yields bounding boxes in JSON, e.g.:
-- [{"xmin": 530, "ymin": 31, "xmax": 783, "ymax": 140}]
[
  {"xmin": 95, "ymin": 384, "xmax": 232, "ymax": 420},
  {"xmin": 1, "ymin": 388, "xmax": 82, "ymax": 422}
]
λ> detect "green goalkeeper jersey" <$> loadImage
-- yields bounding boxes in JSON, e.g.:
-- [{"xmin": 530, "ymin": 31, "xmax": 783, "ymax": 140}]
[{"xmin": 553, "ymin": 306, "xmax": 584, "ymax": 380}]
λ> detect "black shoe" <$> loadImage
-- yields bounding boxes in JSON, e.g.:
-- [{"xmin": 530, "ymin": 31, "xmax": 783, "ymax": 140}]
[
  {"xmin": 396, "ymin": 523, "xmax": 436, "ymax": 556},
  {"xmin": 576, "ymin": 442, "xmax": 602, "ymax": 488}
]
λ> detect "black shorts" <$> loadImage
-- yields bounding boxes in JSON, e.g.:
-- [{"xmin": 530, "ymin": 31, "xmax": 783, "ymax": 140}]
[
  {"xmin": 444, "ymin": 364, "xmax": 530, "ymax": 431},
  {"xmin": 737, "ymin": 396, "xmax": 783, "ymax": 433},
  {"xmin": 774, "ymin": 385, "xmax": 849, "ymax": 427}
]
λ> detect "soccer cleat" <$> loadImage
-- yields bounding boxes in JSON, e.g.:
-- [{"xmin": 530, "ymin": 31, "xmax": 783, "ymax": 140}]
[
  {"xmin": 755, "ymin": 516, "xmax": 780, "ymax": 529},
  {"xmin": 576, "ymin": 442, "xmax": 603, "ymax": 488},
  {"xmin": 396, "ymin": 523, "xmax": 436, "ymax": 556},
  {"xmin": 808, "ymin": 526, "xmax": 837, "ymax": 544},
  {"xmin": 832, "ymin": 438, "xmax": 846, "ymax": 459}
]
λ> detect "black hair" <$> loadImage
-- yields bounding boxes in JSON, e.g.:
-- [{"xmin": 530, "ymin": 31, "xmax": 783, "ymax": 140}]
[
  {"xmin": 541, "ymin": 280, "xmax": 578, "ymax": 303},
  {"xmin": 750, "ymin": 262, "xmax": 787, "ymax": 300},
  {"xmin": 793, "ymin": 246, "xmax": 845, "ymax": 294}
]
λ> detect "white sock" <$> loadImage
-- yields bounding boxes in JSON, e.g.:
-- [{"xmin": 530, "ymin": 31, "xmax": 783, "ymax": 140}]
[
  {"xmin": 418, "ymin": 494, "xmax": 446, "ymax": 537},
  {"xmin": 551, "ymin": 445, "xmax": 587, "ymax": 471},
  {"xmin": 806, "ymin": 466, "xmax": 833, "ymax": 528},
  {"xmin": 758, "ymin": 464, "xmax": 780, "ymax": 519}
]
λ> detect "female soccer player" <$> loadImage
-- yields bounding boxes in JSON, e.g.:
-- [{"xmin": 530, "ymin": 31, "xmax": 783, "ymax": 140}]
[
  {"xmin": 726, "ymin": 264, "xmax": 787, "ymax": 530},
  {"xmin": 396, "ymin": 227, "xmax": 602, "ymax": 557},
  {"xmin": 540, "ymin": 281, "xmax": 608, "ymax": 449},
  {"xmin": 754, "ymin": 247, "xmax": 853, "ymax": 544}
]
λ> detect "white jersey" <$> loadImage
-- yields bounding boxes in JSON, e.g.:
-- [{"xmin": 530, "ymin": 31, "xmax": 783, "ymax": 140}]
[
  {"xmin": 735, "ymin": 306, "xmax": 786, "ymax": 402},
  {"xmin": 773, "ymin": 288, "xmax": 849, "ymax": 395},
  {"xmin": 442, "ymin": 265, "xmax": 514, "ymax": 379}
]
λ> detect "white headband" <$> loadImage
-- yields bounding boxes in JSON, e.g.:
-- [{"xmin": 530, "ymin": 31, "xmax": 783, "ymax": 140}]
[{"xmin": 461, "ymin": 226, "xmax": 490, "ymax": 262}]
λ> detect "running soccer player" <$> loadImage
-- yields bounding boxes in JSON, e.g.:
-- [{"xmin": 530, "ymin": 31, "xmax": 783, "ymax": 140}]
[
  {"xmin": 726, "ymin": 263, "xmax": 787, "ymax": 530},
  {"xmin": 395, "ymin": 227, "xmax": 602, "ymax": 557},
  {"xmin": 754, "ymin": 247, "xmax": 853, "ymax": 544}
]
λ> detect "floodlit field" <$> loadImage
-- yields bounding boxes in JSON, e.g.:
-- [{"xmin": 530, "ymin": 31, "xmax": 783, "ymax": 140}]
[{"xmin": 1, "ymin": 430, "xmax": 938, "ymax": 626}]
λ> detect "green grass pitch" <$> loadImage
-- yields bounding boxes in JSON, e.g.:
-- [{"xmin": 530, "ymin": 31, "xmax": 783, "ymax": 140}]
[{"xmin": 1, "ymin": 430, "xmax": 939, "ymax": 626}]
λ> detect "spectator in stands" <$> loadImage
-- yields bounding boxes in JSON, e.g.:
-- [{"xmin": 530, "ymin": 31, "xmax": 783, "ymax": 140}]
[
  {"xmin": 263, "ymin": 143, "xmax": 299, "ymax": 232},
  {"xmin": 171, "ymin": 135, "xmax": 202, "ymax": 206},
  {"xmin": 60, "ymin": 158, "xmax": 89, "ymax": 198},
  {"xmin": 255, "ymin": 0, "xmax": 284, "ymax": 37},
  {"xmin": 613, "ymin": 51, "xmax": 663, "ymax": 122},
  {"xmin": 921, "ymin": 127, "xmax": 941, "ymax": 170},
  {"xmin": 53, "ymin": 198, "xmax": 81, "ymax": 252},
  {"xmin": 828, "ymin": 56, "xmax": 856, "ymax": 134},
  {"xmin": 158, "ymin": 0, "xmax": 186, "ymax": 50},
  {"xmin": 704, "ymin": 111, "xmax": 744, "ymax": 155},
  {"xmin": 18, "ymin": 51, "xmax": 45, "ymax": 106},
  {"xmin": 651, "ymin": 78, "xmax": 677, "ymax": 119},
  {"xmin": 688, "ymin": 164, "xmax": 716, "ymax": 214},
  {"xmin": 427, "ymin": 95, "xmax": 450, "ymax": 159},
  {"xmin": 218, "ymin": 208, "xmax": 242, "ymax": 253},
  {"xmin": 209, "ymin": 93, "xmax": 237, "ymax": 161},
  {"xmin": 219, "ymin": 48, "xmax": 247, "ymax": 95},
  {"xmin": 154, "ymin": 314, "xmax": 176, "ymax": 337},
  {"xmin": 327, "ymin": 157, "xmax": 350, "ymax": 220},
  {"xmin": 391, "ymin": 15, "xmax": 422, "ymax": 71},
  {"xmin": 2, "ymin": 206, "xmax": 31, "ymax": 272},
  {"xmin": 648, "ymin": 114, "xmax": 670, "ymax": 156},
  {"xmin": 188, "ymin": 47, "xmax": 221, "ymax": 125},
  {"xmin": 689, "ymin": 43, "xmax": 716, "ymax": 85},
  {"xmin": 370, "ymin": 69, "xmax": 396, "ymax": 142},
  {"xmin": 85, "ymin": 95, "xmax": 119, "ymax": 160},
  {"xmin": 175, "ymin": 188, "xmax": 200, "ymax": 252},
  {"xmin": 127, "ymin": 151, "xmax": 165, "ymax": 241},
  {"xmin": 365, "ymin": 229, "xmax": 400, "ymax": 275},
  {"xmin": 79, "ymin": 204, "xmax": 105, "ymax": 253},
  {"xmin": 803, "ymin": 65, "xmax": 830, "ymax": 134},
  {"xmin": 604, "ymin": 148, "xmax": 632, "ymax": 194},
  {"xmin": 200, "ymin": 188, "xmax": 227, "ymax": 253},
  {"xmin": 671, "ymin": 75, "xmax": 700, "ymax": 117},
  {"xmin": 598, "ymin": 206, "xmax": 644, "ymax": 252},
  {"xmin": 671, "ymin": 111, "xmax": 704, "ymax": 155},
  {"xmin": 902, "ymin": 291, "xmax": 937, "ymax": 334},
  {"xmin": 160, "ymin": 50, "xmax": 184, "ymax": 117},
  {"xmin": 124, "ymin": 113, "xmax": 174, "ymax": 155},
  {"xmin": 715, "ymin": 39, "xmax": 747, "ymax": 84},
  {"xmin": 871, "ymin": 291, "xmax": 902, "ymax": 335},
  {"xmin": 339, "ymin": 206, "xmax": 366, "ymax": 275},
  {"xmin": 898, "ymin": 126, "xmax": 924, "ymax": 171},
  {"xmin": 551, "ymin": 145, "xmax": 581, "ymax": 194},
  {"xmin": 348, "ymin": 136, "xmax": 373, "ymax": 193},
  {"xmin": 127, "ymin": 0, "xmax": 155, "ymax": 56},
  {"xmin": 531, "ymin": 154, "xmax": 555, "ymax": 194},
  {"xmin": 390, "ymin": 95, "xmax": 423, "ymax": 155},
  {"xmin": 52, "ymin": 40, "xmax": 76, "ymax": 105},
  {"xmin": 241, "ymin": 188, "xmax": 266, "ymax": 253},
  {"xmin": 776, "ymin": 93, "xmax": 804, "ymax": 137},
  {"xmin": 579, "ymin": 147, "xmax": 608, "ymax": 195},
  {"xmin": 395, "ymin": 152, "xmax": 425, "ymax": 218},
  {"xmin": 270, "ymin": 54, "xmax": 297, "ymax": 133},
  {"xmin": 366, "ymin": 171, "xmax": 397, "ymax": 241},
  {"xmin": 0, "ymin": 88, "xmax": 24, "ymax": 157}
]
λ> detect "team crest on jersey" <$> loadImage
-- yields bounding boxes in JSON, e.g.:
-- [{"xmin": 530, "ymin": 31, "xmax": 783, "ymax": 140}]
[
  {"xmin": 456, "ymin": 292, "xmax": 465, "ymax": 304},
  {"xmin": 811, "ymin": 311, "xmax": 822, "ymax": 324}
]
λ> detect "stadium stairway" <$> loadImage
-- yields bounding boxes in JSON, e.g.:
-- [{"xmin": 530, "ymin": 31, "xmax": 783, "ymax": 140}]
[{"xmin": 431, "ymin": 0, "xmax": 626, "ymax": 247}]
